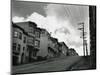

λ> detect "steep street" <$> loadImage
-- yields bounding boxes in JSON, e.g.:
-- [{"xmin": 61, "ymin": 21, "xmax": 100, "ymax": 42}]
[{"xmin": 13, "ymin": 56, "xmax": 83, "ymax": 74}]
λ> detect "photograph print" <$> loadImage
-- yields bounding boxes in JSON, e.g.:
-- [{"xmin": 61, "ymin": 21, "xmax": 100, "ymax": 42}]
[{"xmin": 11, "ymin": 0, "xmax": 96, "ymax": 74}]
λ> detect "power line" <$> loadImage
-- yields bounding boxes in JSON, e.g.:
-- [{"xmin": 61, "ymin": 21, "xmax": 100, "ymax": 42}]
[{"xmin": 63, "ymin": 5, "xmax": 70, "ymax": 17}]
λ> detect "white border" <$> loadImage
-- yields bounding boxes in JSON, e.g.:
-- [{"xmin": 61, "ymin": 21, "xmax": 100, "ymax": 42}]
[{"xmin": 0, "ymin": 0, "xmax": 99, "ymax": 75}]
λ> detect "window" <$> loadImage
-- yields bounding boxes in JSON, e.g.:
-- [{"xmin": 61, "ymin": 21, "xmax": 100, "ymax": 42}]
[
  {"xmin": 29, "ymin": 28, "xmax": 35, "ymax": 34},
  {"xmin": 33, "ymin": 51, "xmax": 36, "ymax": 56},
  {"xmin": 34, "ymin": 40, "xmax": 40, "ymax": 47},
  {"xmin": 14, "ymin": 31, "xmax": 18, "ymax": 38},
  {"xmin": 29, "ymin": 28, "xmax": 33, "ymax": 33},
  {"xmin": 41, "ymin": 31, "xmax": 44, "ymax": 34},
  {"xmin": 23, "ymin": 37, "xmax": 26, "ymax": 43},
  {"xmin": 48, "ymin": 48, "xmax": 50, "ymax": 53},
  {"xmin": 26, "ymin": 48, "xmax": 29, "ymax": 54},
  {"xmin": 19, "ymin": 32, "xmax": 22, "ymax": 39},
  {"xmin": 27, "ymin": 38, "xmax": 34, "ymax": 44},
  {"xmin": 23, "ymin": 47, "xmax": 25, "ymax": 51},
  {"xmin": 35, "ymin": 31, "xmax": 40, "ymax": 38},
  {"xmin": 29, "ymin": 24, "xmax": 33, "ymax": 27},
  {"xmin": 62, "ymin": 51, "xmax": 65, "ymax": 54},
  {"xmin": 17, "ymin": 44, "xmax": 21, "ymax": 51},
  {"xmin": 13, "ymin": 43, "xmax": 17, "ymax": 51}
]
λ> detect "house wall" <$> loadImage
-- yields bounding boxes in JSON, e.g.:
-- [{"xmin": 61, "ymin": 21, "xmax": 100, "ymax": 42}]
[
  {"xmin": 16, "ymin": 22, "xmax": 36, "ymax": 37},
  {"xmin": 47, "ymin": 47, "xmax": 56, "ymax": 58},
  {"xmin": 62, "ymin": 45, "xmax": 68, "ymax": 56},
  {"xmin": 13, "ymin": 27, "xmax": 27, "ymax": 64},
  {"xmin": 37, "ymin": 31, "xmax": 49, "ymax": 57},
  {"xmin": 48, "ymin": 39, "xmax": 59, "ymax": 58},
  {"xmin": 59, "ymin": 42, "xmax": 69, "ymax": 57}
]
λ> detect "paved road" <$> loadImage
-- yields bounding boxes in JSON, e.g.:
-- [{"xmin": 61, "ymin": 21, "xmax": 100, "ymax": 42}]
[
  {"xmin": 12, "ymin": 56, "xmax": 82, "ymax": 74},
  {"xmin": 67, "ymin": 56, "xmax": 91, "ymax": 70}
]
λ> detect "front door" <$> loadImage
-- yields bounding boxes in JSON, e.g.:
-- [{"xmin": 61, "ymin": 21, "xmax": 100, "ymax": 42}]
[{"xmin": 21, "ymin": 53, "xmax": 24, "ymax": 64}]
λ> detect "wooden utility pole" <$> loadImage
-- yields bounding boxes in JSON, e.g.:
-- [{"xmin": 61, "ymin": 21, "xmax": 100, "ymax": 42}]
[
  {"xmin": 78, "ymin": 22, "xmax": 87, "ymax": 56},
  {"xmin": 85, "ymin": 40, "xmax": 88, "ymax": 56}
]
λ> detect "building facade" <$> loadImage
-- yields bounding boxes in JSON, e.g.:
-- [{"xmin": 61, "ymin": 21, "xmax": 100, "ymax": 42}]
[
  {"xmin": 12, "ymin": 21, "xmax": 41, "ymax": 64},
  {"xmin": 12, "ymin": 23, "xmax": 28, "ymax": 65},
  {"xmin": 59, "ymin": 42, "xmax": 69, "ymax": 56},
  {"xmin": 16, "ymin": 21, "xmax": 41, "ymax": 62},
  {"xmin": 47, "ymin": 37, "xmax": 60, "ymax": 58},
  {"xmin": 67, "ymin": 48, "xmax": 78, "ymax": 56},
  {"xmin": 37, "ymin": 29, "xmax": 50, "ymax": 57}
]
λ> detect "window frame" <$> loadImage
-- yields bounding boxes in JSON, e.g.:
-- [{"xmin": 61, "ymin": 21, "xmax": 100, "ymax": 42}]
[
  {"xmin": 19, "ymin": 32, "xmax": 22, "ymax": 40},
  {"xmin": 23, "ymin": 36, "xmax": 26, "ymax": 43},
  {"xmin": 13, "ymin": 43, "xmax": 17, "ymax": 51},
  {"xmin": 23, "ymin": 47, "xmax": 25, "ymax": 52},
  {"xmin": 13, "ymin": 31, "xmax": 18, "ymax": 38},
  {"xmin": 34, "ymin": 40, "xmax": 40, "ymax": 47},
  {"xmin": 35, "ymin": 31, "xmax": 40, "ymax": 38},
  {"xmin": 17, "ymin": 44, "xmax": 21, "ymax": 51}
]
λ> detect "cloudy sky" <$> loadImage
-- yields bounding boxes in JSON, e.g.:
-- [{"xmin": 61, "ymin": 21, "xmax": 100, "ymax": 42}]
[{"xmin": 12, "ymin": 0, "xmax": 90, "ymax": 56}]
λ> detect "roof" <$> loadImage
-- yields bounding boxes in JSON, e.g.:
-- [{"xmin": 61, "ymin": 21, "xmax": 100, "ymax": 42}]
[
  {"xmin": 12, "ymin": 23, "xmax": 33, "ymax": 37},
  {"xmin": 59, "ymin": 42, "xmax": 68, "ymax": 49},
  {"xmin": 50, "ymin": 37, "xmax": 58, "ymax": 43},
  {"xmin": 14, "ymin": 21, "xmax": 37, "ymax": 27},
  {"xmin": 28, "ymin": 21, "xmax": 37, "ymax": 27},
  {"xmin": 12, "ymin": 23, "xmax": 26, "ymax": 34}
]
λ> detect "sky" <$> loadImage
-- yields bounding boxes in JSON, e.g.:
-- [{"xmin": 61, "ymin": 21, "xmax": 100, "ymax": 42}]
[{"xmin": 12, "ymin": 0, "xmax": 90, "ymax": 56}]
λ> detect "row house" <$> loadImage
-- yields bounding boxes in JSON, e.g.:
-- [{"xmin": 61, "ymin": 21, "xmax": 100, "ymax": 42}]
[
  {"xmin": 12, "ymin": 21, "xmax": 41, "ymax": 64},
  {"xmin": 67, "ymin": 48, "xmax": 78, "ymax": 56},
  {"xmin": 47, "ymin": 37, "xmax": 60, "ymax": 58},
  {"xmin": 27, "ymin": 27, "xmax": 41, "ymax": 62},
  {"xmin": 12, "ymin": 23, "xmax": 28, "ymax": 65},
  {"xmin": 37, "ymin": 28, "xmax": 50, "ymax": 57},
  {"xmin": 59, "ymin": 42, "xmax": 69, "ymax": 56}
]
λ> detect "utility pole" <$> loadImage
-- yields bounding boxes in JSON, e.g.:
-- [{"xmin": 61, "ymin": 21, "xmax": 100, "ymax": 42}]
[
  {"xmin": 78, "ymin": 22, "xmax": 87, "ymax": 56},
  {"xmin": 85, "ymin": 40, "xmax": 88, "ymax": 56}
]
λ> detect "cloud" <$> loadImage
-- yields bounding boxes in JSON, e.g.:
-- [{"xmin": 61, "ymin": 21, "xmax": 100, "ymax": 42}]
[
  {"xmin": 54, "ymin": 27, "xmax": 70, "ymax": 34},
  {"xmin": 12, "ymin": 16, "xmax": 25, "ymax": 23},
  {"xmin": 26, "ymin": 12, "xmax": 47, "ymax": 28}
]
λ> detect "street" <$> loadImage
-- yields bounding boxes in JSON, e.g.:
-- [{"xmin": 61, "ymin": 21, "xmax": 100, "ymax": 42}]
[{"xmin": 12, "ymin": 56, "xmax": 86, "ymax": 74}]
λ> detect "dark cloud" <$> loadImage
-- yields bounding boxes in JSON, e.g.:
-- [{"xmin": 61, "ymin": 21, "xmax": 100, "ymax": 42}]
[{"xmin": 12, "ymin": 0, "xmax": 47, "ymax": 17}]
